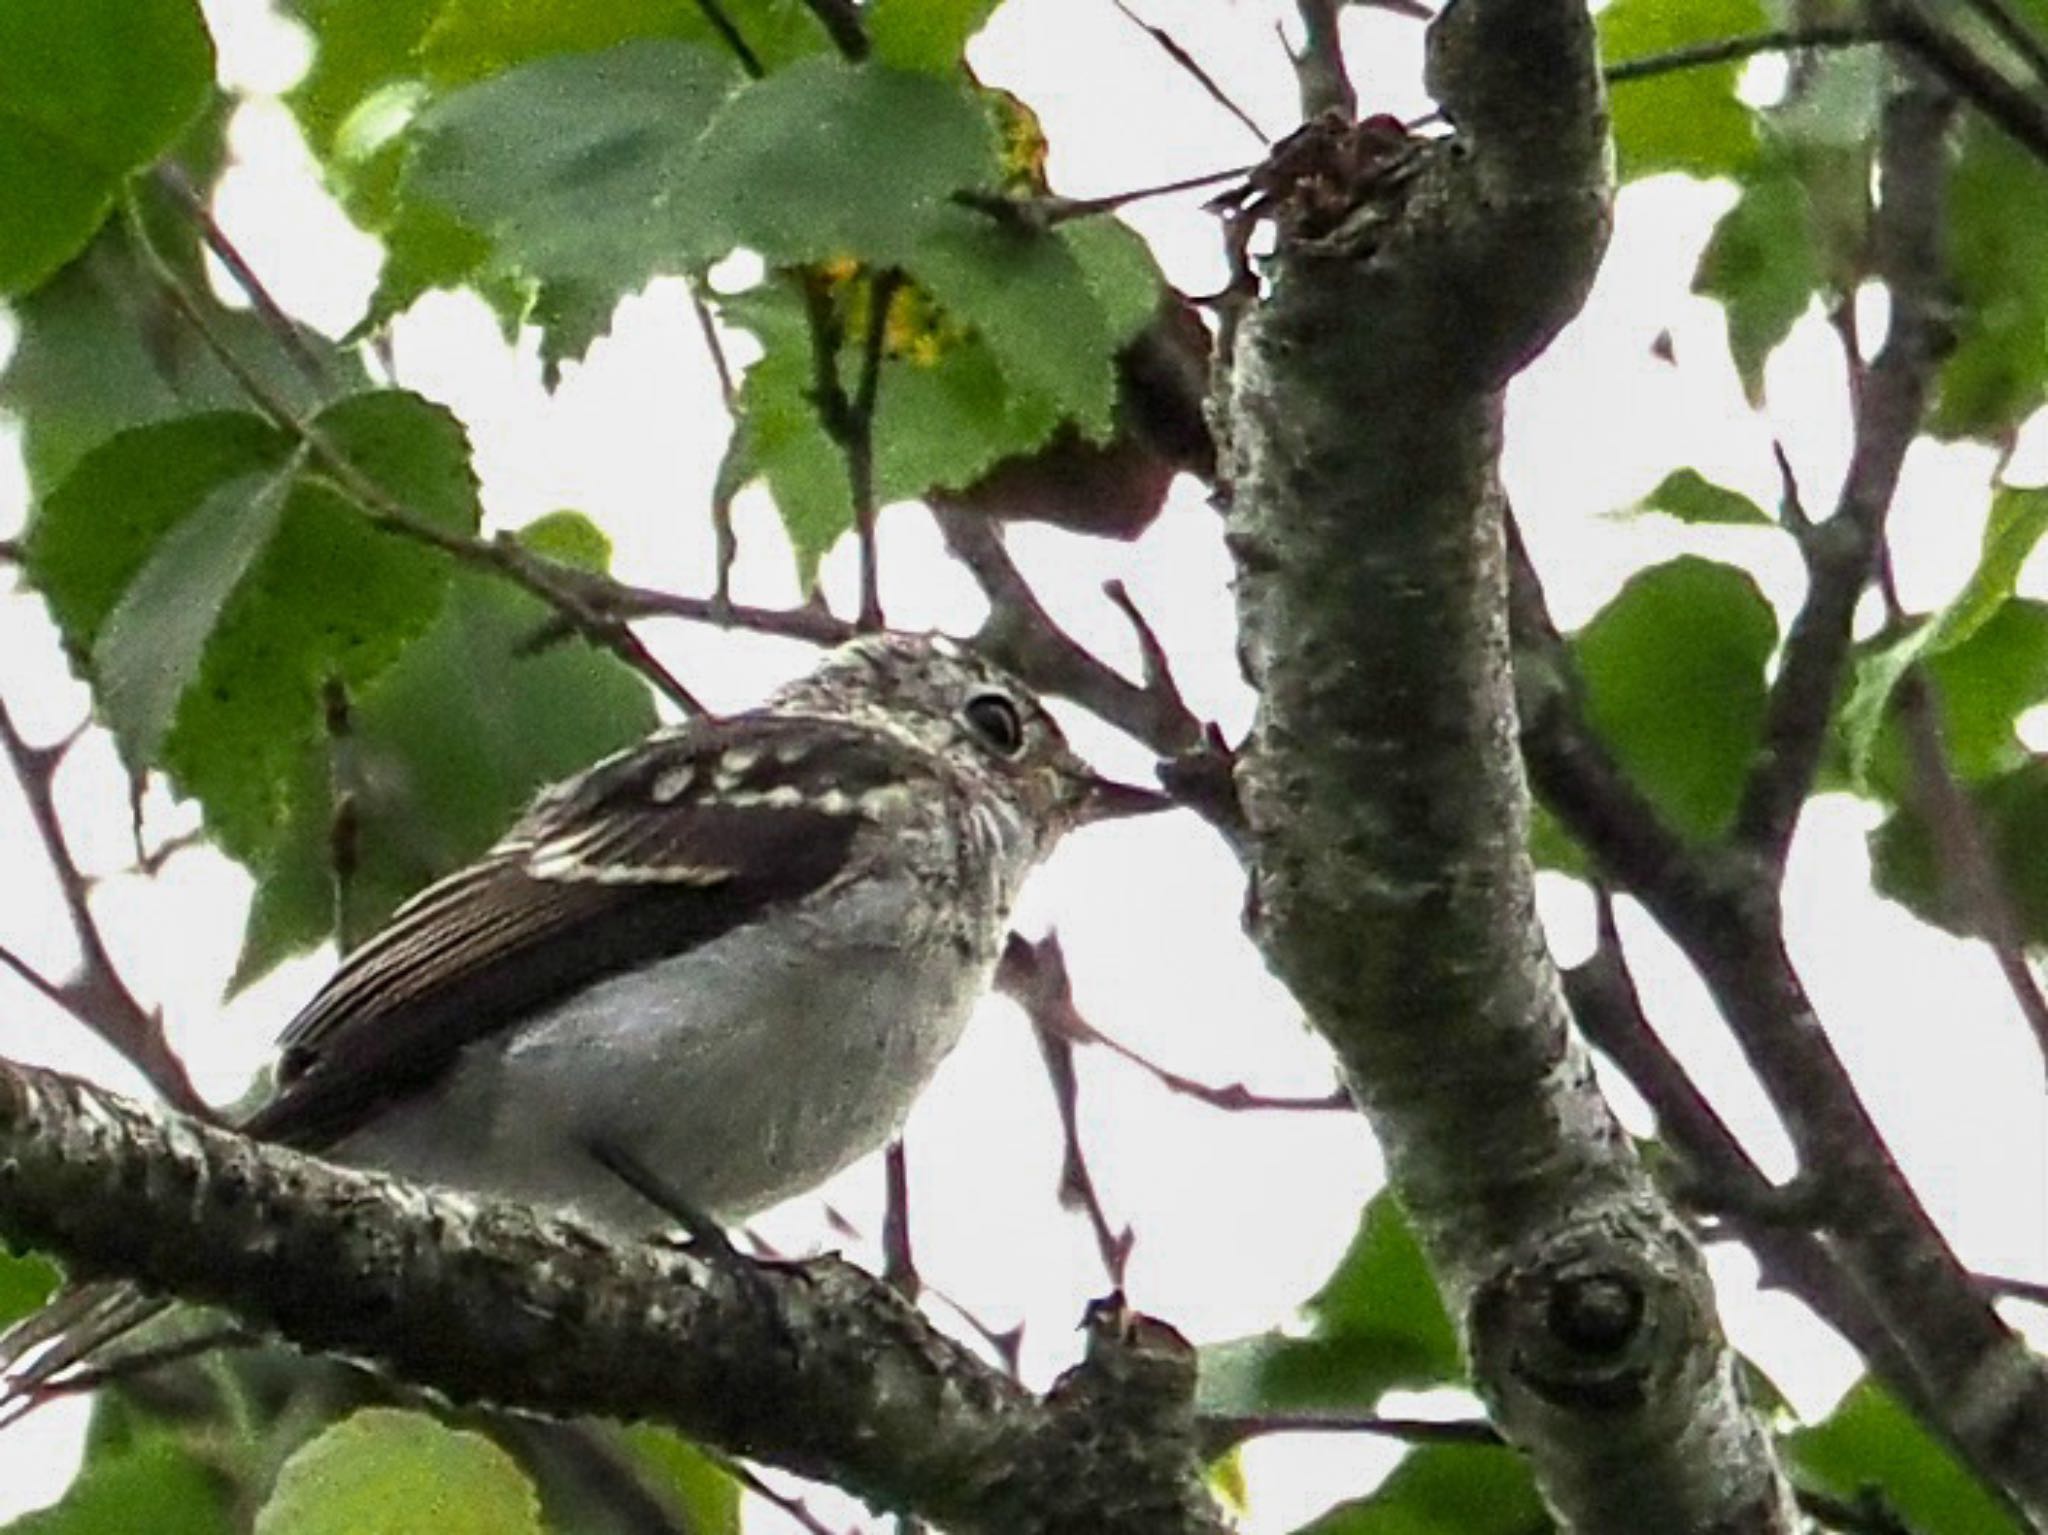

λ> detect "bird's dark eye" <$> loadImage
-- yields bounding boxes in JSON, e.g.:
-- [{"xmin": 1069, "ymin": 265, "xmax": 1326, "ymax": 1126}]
[{"xmin": 963, "ymin": 692, "xmax": 1027, "ymax": 757}]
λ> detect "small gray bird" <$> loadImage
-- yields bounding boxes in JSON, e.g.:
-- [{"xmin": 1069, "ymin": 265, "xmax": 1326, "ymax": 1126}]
[{"xmin": 0, "ymin": 631, "xmax": 1169, "ymax": 1406}]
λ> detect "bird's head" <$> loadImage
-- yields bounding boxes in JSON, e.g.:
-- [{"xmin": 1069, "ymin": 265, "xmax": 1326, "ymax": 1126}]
[{"xmin": 772, "ymin": 632, "xmax": 1173, "ymax": 841}]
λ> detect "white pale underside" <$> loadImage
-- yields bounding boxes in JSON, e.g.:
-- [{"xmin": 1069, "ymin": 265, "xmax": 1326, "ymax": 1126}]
[{"xmin": 329, "ymin": 873, "xmax": 994, "ymax": 1234}]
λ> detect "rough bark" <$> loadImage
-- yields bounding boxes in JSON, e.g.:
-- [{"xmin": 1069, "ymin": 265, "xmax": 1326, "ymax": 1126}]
[
  {"xmin": 0, "ymin": 1061, "xmax": 1224, "ymax": 1535},
  {"xmin": 1216, "ymin": 0, "xmax": 1800, "ymax": 1528}
]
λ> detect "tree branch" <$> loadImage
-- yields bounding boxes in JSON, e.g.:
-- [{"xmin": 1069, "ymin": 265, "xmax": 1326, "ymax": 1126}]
[
  {"xmin": 1522, "ymin": 77, "xmax": 2048, "ymax": 1521},
  {"xmin": 0, "ymin": 1057, "xmax": 1226, "ymax": 1535},
  {"xmin": 1215, "ymin": 0, "xmax": 1801, "ymax": 1526},
  {"xmin": 0, "ymin": 700, "xmax": 207, "ymax": 1116}
]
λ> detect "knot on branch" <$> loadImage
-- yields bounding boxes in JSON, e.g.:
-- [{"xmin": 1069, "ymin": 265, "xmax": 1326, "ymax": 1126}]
[
  {"xmin": 1211, "ymin": 111, "xmax": 1428, "ymax": 250},
  {"xmin": 1470, "ymin": 1217, "xmax": 1710, "ymax": 1422}
]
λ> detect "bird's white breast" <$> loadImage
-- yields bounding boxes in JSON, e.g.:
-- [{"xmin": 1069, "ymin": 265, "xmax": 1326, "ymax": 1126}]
[{"xmin": 330, "ymin": 871, "xmax": 995, "ymax": 1233}]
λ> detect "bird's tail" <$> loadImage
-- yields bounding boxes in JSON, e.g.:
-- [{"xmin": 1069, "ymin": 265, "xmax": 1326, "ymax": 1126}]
[{"xmin": 0, "ymin": 1282, "xmax": 171, "ymax": 1428}]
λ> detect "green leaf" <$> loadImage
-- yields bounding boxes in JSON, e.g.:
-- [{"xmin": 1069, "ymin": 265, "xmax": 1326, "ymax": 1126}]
[
  {"xmin": 910, "ymin": 209, "xmax": 1120, "ymax": 436},
  {"xmin": 7, "ymin": 1433, "xmax": 230, "ymax": 1535},
  {"xmin": 1788, "ymin": 1380, "xmax": 2023, "ymax": 1535},
  {"xmin": 0, "ymin": 1247, "xmax": 60, "ymax": 1330},
  {"xmin": 618, "ymin": 1428, "xmax": 743, "ymax": 1535},
  {"xmin": 418, "ymin": 0, "xmax": 825, "ymax": 88},
  {"xmin": 1923, "ymin": 600, "xmax": 2048, "ymax": 783},
  {"xmin": 235, "ymin": 512, "xmax": 656, "ymax": 983},
  {"xmin": 0, "ymin": 0, "xmax": 214, "ymax": 294},
  {"xmin": 1198, "ymin": 1192, "xmax": 1461, "ymax": 1417},
  {"xmin": 0, "ymin": 120, "xmax": 363, "ymax": 493},
  {"xmin": 1870, "ymin": 758, "xmax": 2048, "ymax": 948},
  {"xmin": 1839, "ymin": 485, "xmax": 2048, "ymax": 781},
  {"xmin": 404, "ymin": 39, "xmax": 743, "ymax": 317},
  {"xmin": 28, "ymin": 394, "xmax": 480, "ymax": 863},
  {"xmin": 282, "ymin": 0, "xmax": 443, "ymax": 162},
  {"xmin": 1695, "ymin": 153, "xmax": 1823, "ymax": 402},
  {"xmin": 255, "ymin": 1408, "xmax": 544, "ymax": 1535},
  {"xmin": 94, "ymin": 462, "xmax": 302, "ymax": 762},
  {"xmin": 1935, "ymin": 120, "xmax": 2048, "ymax": 439},
  {"xmin": 1292, "ymin": 1444, "xmax": 1547, "ymax": 1535},
  {"xmin": 1598, "ymin": 0, "xmax": 1765, "ymax": 182},
  {"xmin": 1625, "ymin": 468, "xmax": 1774, "ymax": 527},
  {"xmin": 722, "ymin": 277, "xmax": 1069, "ymax": 578},
  {"xmin": 868, "ymin": 0, "xmax": 1004, "ymax": 73},
  {"xmin": 1573, "ymin": 557, "xmax": 1778, "ymax": 839},
  {"xmin": 685, "ymin": 57, "xmax": 998, "ymax": 262}
]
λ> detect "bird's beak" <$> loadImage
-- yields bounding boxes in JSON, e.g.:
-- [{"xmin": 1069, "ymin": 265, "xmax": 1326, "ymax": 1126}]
[{"xmin": 1075, "ymin": 773, "xmax": 1176, "ymax": 825}]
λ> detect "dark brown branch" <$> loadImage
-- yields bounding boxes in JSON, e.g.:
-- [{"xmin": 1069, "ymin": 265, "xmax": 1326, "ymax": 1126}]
[
  {"xmin": 0, "ymin": 1058, "xmax": 1227, "ymax": 1535},
  {"xmin": 1891, "ymin": 666, "xmax": 2048, "ymax": 1072},
  {"xmin": 1876, "ymin": 0, "xmax": 2048, "ymax": 164},
  {"xmin": 153, "ymin": 165, "xmax": 334, "ymax": 394},
  {"xmin": 689, "ymin": 0, "xmax": 765, "ymax": 77},
  {"xmin": 1000, "ymin": 936, "xmax": 1134, "ymax": 1286},
  {"xmin": 800, "ymin": 268, "xmax": 897, "ymax": 630},
  {"xmin": 935, "ymin": 508, "xmax": 1207, "ymax": 757},
  {"xmin": 1604, "ymin": 25, "xmax": 1884, "ymax": 86},
  {"xmin": 1106, "ymin": 0, "xmax": 1270, "ymax": 143},
  {"xmin": 798, "ymin": 0, "xmax": 868, "ymax": 59},
  {"xmin": 1290, "ymin": 0, "xmax": 1357, "ymax": 121},
  {"xmin": 1733, "ymin": 79, "xmax": 1953, "ymax": 864},
  {"xmin": 1961, "ymin": 0, "xmax": 2048, "ymax": 87},
  {"xmin": 0, "ymin": 700, "xmax": 207, "ymax": 1116},
  {"xmin": 123, "ymin": 206, "xmax": 708, "ymax": 718}
]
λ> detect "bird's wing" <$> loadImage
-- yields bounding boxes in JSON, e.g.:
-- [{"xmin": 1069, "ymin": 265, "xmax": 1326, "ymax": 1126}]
[{"xmin": 245, "ymin": 712, "xmax": 925, "ymax": 1149}]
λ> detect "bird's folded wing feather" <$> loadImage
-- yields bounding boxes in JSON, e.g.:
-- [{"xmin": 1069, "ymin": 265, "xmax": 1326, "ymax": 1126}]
[{"xmin": 243, "ymin": 713, "xmax": 926, "ymax": 1149}]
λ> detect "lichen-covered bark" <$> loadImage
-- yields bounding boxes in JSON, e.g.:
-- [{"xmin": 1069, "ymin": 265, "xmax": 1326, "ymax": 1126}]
[
  {"xmin": 0, "ymin": 1061, "xmax": 1224, "ymax": 1535},
  {"xmin": 1217, "ymin": 0, "xmax": 1799, "ymax": 1528}
]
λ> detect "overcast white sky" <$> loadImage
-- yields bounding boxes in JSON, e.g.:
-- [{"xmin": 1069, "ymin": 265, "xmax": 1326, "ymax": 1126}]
[{"xmin": 2, "ymin": 2, "xmax": 2046, "ymax": 1530}]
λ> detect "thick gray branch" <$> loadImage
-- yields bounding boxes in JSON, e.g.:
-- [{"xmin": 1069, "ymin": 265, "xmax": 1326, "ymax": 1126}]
[
  {"xmin": 1217, "ymin": 0, "xmax": 1799, "ymax": 1529},
  {"xmin": 0, "ymin": 1060, "xmax": 1224, "ymax": 1535}
]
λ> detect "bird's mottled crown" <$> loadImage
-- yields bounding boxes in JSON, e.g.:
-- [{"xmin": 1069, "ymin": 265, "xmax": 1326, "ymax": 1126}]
[{"xmin": 768, "ymin": 633, "xmax": 1095, "ymax": 828}]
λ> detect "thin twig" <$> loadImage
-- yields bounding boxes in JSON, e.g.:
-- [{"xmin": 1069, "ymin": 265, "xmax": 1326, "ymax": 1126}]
[
  {"xmin": 1732, "ymin": 68, "xmax": 1954, "ymax": 866},
  {"xmin": 689, "ymin": 0, "xmax": 765, "ymax": 77},
  {"xmin": 1290, "ymin": 0, "xmax": 1357, "ymax": 120},
  {"xmin": 998, "ymin": 934, "xmax": 1134, "ymax": 1286},
  {"xmin": 1876, "ymin": 0, "xmax": 2048, "ymax": 165},
  {"xmin": 1605, "ymin": 25, "xmax": 1884, "ymax": 85},
  {"xmin": 124, "ymin": 203, "xmax": 709, "ymax": 717},
  {"xmin": 1891, "ymin": 663, "xmax": 2048, "ymax": 1075},
  {"xmin": 1960, "ymin": 0, "xmax": 2048, "ymax": 90},
  {"xmin": 797, "ymin": 0, "xmax": 868, "ymax": 59},
  {"xmin": 882, "ymin": 1139, "xmax": 918, "ymax": 1300},
  {"xmin": 0, "ymin": 700, "xmax": 208, "ymax": 1115},
  {"xmin": 849, "ymin": 270, "xmax": 902, "ymax": 631},
  {"xmin": 952, "ymin": 163, "xmax": 1259, "ymax": 230},
  {"xmin": 1200, "ymin": 1410, "xmax": 1501, "ymax": 1454},
  {"xmin": 1106, "ymin": 0, "xmax": 1271, "ymax": 143},
  {"xmin": 723, "ymin": 1462, "xmax": 846, "ymax": 1535},
  {"xmin": 152, "ymin": 164, "xmax": 334, "ymax": 393}
]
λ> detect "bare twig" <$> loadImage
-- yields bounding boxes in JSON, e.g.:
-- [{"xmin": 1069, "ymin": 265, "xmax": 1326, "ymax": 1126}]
[
  {"xmin": 1290, "ymin": 0, "xmax": 1357, "ymax": 121},
  {"xmin": 1961, "ymin": 0, "xmax": 2048, "ymax": 87},
  {"xmin": 998, "ymin": 935, "xmax": 1134, "ymax": 1286},
  {"xmin": 952, "ymin": 163, "xmax": 1260, "ymax": 231},
  {"xmin": 123, "ymin": 205, "xmax": 708, "ymax": 717},
  {"xmin": 882, "ymin": 1139, "xmax": 918, "ymax": 1300},
  {"xmin": 689, "ymin": 0, "xmax": 765, "ymax": 77},
  {"xmin": 1876, "ymin": 0, "xmax": 2048, "ymax": 165},
  {"xmin": 935, "ymin": 508, "xmax": 1205, "ymax": 756},
  {"xmin": 798, "ymin": 0, "xmax": 868, "ymax": 60},
  {"xmin": 1106, "ymin": 0, "xmax": 1271, "ymax": 143},
  {"xmin": 0, "ymin": 699, "xmax": 208, "ymax": 1115},
  {"xmin": 799, "ymin": 267, "xmax": 897, "ymax": 629},
  {"xmin": 1891, "ymin": 665, "xmax": 2048, "ymax": 1073},
  {"xmin": 1200, "ymin": 1410, "xmax": 1501, "ymax": 1454},
  {"xmin": 1605, "ymin": 25, "xmax": 1884, "ymax": 85},
  {"xmin": 153, "ymin": 164, "xmax": 334, "ymax": 394}
]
